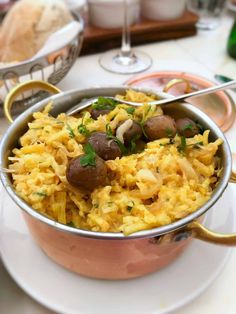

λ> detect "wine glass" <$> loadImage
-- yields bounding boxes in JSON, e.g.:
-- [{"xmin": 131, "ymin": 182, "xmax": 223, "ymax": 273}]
[{"xmin": 99, "ymin": 0, "xmax": 152, "ymax": 74}]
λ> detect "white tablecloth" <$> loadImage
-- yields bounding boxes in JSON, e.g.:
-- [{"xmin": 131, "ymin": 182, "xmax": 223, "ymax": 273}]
[{"xmin": 1, "ymin": 12, "xmax": 236, "ymax": 314}]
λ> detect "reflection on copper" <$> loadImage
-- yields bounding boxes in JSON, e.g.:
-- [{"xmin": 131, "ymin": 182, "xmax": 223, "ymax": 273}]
[{"xmin": 23, "ymin": 212, "xmax": 191, "ymax": 280}]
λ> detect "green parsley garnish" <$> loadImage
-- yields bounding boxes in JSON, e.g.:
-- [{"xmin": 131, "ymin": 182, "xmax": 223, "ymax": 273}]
[
  {"xmin": 66, "ymin": 123, "xmax": 75, "ymax": 138},
  {"xmin": 159, "ymin": 139, "xmax": 175, "ymax": 147},
  {"xmin": 126, "ymin": 107, "xmax": 135, "ymax": 115},
  {"xmin": 127, "ymin": 201, "xmax": 135, "ymax": 212},
  {"xmin": 92, "ymin": 97, "xmax": 118, "ymax": 111},
  {"xmin": 140, "ymin": 122, "xmax": 148, "ymax": 139},
  {"xmin": 78, "ymin": 123, "xmax": 90, "ymax": 137},
  {"xmin": 129, "ymin": 134, "xmax": 140, "ymax": 153},
  {"xmin": 178, "ymin": 137, "xmax": 203, "ymax": 153},
  {"xmin": 80, "ymin": 143, "xmax": 96, "ymax": 167},
  {"xmin": 177, "ymin": 136, "xmax": 187, "ymax": 153},
  {"xmin": 165, "ymin": 127, "xmax": 174, "ymax": 137},
  {"xmin": 183, "ymin": 123, "xmax": 193, "ymax": 131},
  {"xmin": 106, "ymin": 124, "xmax": 113, "ymax": 137},
  {"xmin": 140, "ymin": 105, "xmax": 152, "ymax": 124},
  {"xmin": 34, "ymin": 191, "xmax": 47, "ymax": 198},
  {"xmin": 106, "ymin": 124, "xmax": 127, "ymax": 155},
  {"xmin": 67, "ymin": 221, "xmax": 76, "ymax": 227},
  {"xmin": 191, "ymin": 141, "xmax": 203, "ymax": 149}
]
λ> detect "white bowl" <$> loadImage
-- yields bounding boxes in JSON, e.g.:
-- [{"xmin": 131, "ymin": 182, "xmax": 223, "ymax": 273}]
[
  {"xmin": 64, "ymin": 0, "xmax": 87, "ymax": 16},
  {"xmin": 88, "ymin": 0, "xmax": 140, "ymax": 29},
  {"xmin": 141, "ymin": 0, "xmax": 186, "ymax": 21}
]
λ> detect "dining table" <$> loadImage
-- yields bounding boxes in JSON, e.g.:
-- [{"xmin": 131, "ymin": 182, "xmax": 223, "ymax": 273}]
[{"xmin": 1, "ymin": 8, "xmax": 236, "ymax": 314}]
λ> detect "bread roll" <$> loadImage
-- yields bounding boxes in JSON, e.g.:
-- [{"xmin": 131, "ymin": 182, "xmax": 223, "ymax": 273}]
[{"xmin": 0, "ymin": 0, "xmax": 73, "ymax": 62}]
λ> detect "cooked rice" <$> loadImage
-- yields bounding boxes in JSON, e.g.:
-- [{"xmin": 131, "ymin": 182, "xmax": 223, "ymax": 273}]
[{"xmin": 8, "ymin": 90, "xmax": 222, "ymax": 235}]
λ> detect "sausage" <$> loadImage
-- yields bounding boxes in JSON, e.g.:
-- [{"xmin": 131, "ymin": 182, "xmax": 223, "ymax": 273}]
[
  {"xmin": 87, "ymin": 132, "xmax": 122, "ymax": 160},
  {"xmin": 134, "ymin": 139, "xmax": 146, "ymax": 153},
  {"xmin": 66, "ymin": 155, "xmax": 107, "ymax": 190},
  {"xmin": 91, "ymin": 109, "xmax": 111, "ymax": 120},
  {"xmin": 176, "ymin": 118, "xmax": 200, "ymax": 138},
  {"xmin": 123, "ymin": 121, "xmax": 143, "ymax": 143},
  {"xmin": 144, "ymin": 115, "xmax": 177, "ymax": 141}
]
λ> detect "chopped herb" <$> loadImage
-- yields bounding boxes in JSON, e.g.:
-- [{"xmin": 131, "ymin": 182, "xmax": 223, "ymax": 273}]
[
  {"xmin": 56, "ymin": 121, "xmax": 64, "ymax": 125},
  {"xmin": 80, "ymin": 143, "xmax": 96, "ymax": 167},
  {"xmin": 177, "ymin": 137, "xmax": 203, "ymax": 153},
  {"xmin": 165, "ymin": 127, "xmax": 174, "ymax": 137},
  {"xmin": 78, "ymin": 123, "xmax": 90, "ymax": 137},
  {"xmin": 107, "ymin": 201, "xmax": 113, "ymax": 206},
  {"xmin": 177, "ymin": 136, "xmax": 187, "ymax": 153},
  {"xmin": 94, "ymin": 203, "xmax": 99, "ymax": 208},
  {"xmin": 106, "ymin": 124, "xmax": 127, "ymax": 155},
  {"xmin": 183, "ymin": 123, "xmax": 193, "ymax": 131},
  {"xmin": 145, "ymin": 105, "xmax": 152, "ymax": 116},
  {"xmin": 66, "ymin": 123, "xmax": 75, "ymax": 138},
  {"xmin": 141, "ymin": 105, "xmax": 152, "ymax": 124},
  {"xmin": 126, "ymin": 107, "xmax": 135, "ymax": 115},
  {"xmin": 129, "ymin": 135, "xmax": 140, "ymax": 153},
  {"xmin": 127, "ymin": 201, "xmax": 135, "ymax": 212},
  {"xmin": 159, "ymin": 139, "xmax": 175, "ymax": 147},
  {"xmin": 67, "ymin": 221, "xmax": 75, "ymax": 227},
  {"xmin": 31, "ymin": 127, "xmax": 43, "ymax": 130},
  {"xmin": 140, "ymin": 122, "xmax": 148, "ymax": 139},
  {"xmin": 191, "ymin": 141, "xmax": 203, "ymax": 149},
  {"xmin": 34, "ymin": 191, "xmax": 47, "ymax": 198},
  {"xmin": 106, "ymin": 124, "xmax": 113, "ymax": 137},
  {"xmin": 109, "ymin": 114, "xmax": 117, "ymax": 121},
  {"xmin": 130, "ymin": 139, "xmax": 136, "ymax": 153},
  {"xmin": 92, "ymin": 97, "xmax": 118, "ymax": 111}
]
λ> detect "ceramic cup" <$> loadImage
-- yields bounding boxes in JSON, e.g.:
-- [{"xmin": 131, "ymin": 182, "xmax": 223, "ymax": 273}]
[
  {"xmin": 141, "ymin": 0, "xmax": 186, "ymax": 21},
  {"xmin": 88, "ymin": 0, "xmax": 140, "ymax": 29}
]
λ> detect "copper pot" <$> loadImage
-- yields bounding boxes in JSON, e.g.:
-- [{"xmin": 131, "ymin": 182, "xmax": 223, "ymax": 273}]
[{"xmin": 1, "ymin": 81, "xmax": 236, "ymax": 280}]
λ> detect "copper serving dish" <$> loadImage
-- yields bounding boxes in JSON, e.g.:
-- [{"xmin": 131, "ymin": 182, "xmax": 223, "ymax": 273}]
[{"xmin": 1, "ymin": 81, "xmax": 236, "ymax": 280}]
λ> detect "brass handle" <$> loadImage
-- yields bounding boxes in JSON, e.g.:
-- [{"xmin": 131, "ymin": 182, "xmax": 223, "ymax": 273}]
[
  {"xmin": 230, "ymin": 172, "xmax": 236, "ymax": 183},
  {"xmin": 230, "ymin": 153, "xmax": 236, "ymax": 183},
  {"xmin": 4, "ymin": 80, "xmax": 61, "ymax": 123},
  {"xmin": 185, "ymin": 220, "xmax": 236, "ymax": 246},
  {"xmin": 163, "ymin": 78, "xmax": 192, "ymax": 94}
]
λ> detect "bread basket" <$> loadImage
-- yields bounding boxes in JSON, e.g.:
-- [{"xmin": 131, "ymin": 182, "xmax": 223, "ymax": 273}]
[{"xmin": 0, "ymin": 13, "xmax": 84, "ymax": 116}]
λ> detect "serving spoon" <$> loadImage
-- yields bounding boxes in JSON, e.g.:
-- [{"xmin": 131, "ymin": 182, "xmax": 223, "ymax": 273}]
[{"xmin": 67, "ymin": 80, "xmax": 236, "ymax": 116}]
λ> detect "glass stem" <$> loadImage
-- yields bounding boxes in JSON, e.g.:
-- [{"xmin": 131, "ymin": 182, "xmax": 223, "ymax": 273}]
[{"xmin": 120, "ymin": 0, "xmax": 132, "ymax": 57}]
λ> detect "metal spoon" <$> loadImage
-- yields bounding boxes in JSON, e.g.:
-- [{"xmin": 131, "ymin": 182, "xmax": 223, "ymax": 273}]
[{"xmin": 67, "ymin": 80, "xmax": 236, "ymax": 116}]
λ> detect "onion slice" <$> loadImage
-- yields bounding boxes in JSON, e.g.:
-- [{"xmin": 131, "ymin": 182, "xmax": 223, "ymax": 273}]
[{"xmin": 116, "ymin": 119, "xmax": 133, "ymax": 143}]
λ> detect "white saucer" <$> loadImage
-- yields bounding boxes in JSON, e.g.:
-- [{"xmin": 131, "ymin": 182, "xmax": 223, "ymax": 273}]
[{"xmin": 0, "ymin": 185, "xmax": 235, "ymax": 314}]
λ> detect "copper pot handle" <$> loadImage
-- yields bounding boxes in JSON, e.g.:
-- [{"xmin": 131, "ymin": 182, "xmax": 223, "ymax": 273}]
[
  {"xmin": 163, "ymin": 78, "xmax": 192, "ymax": 94},
  {"xmin": 4, "ymin": 80, "xmax": 61, "ymax": 123},
  {"xmin": 183, "ymin": 220, "xmax": 236, "ymax": 246}
]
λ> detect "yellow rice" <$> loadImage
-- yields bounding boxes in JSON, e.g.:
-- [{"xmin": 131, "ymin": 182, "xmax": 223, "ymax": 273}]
[{"xmin": 8, "ymin": 90, "xmax": 222, "ymax": 235}]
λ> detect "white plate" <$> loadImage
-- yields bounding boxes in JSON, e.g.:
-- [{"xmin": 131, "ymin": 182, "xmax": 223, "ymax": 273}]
[{"xmin": 0, "ymin": 186, "xmax": 235, "ymax": 314}]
